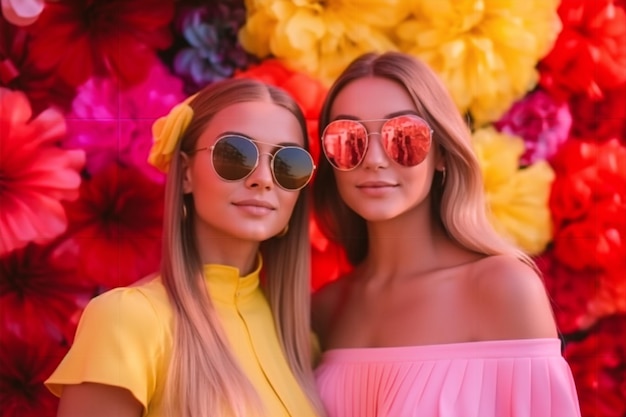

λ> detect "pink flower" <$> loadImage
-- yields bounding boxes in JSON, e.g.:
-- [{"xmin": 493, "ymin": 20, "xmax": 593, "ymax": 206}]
[
  {"xmin": 494, "ymin": 90, "xmax": 572, "ymax": 165},
  {"xmin": 58, "ymin": 162, "xmax": 164, "ymax": 289},
  {"xmin": 63, "ymin": 62, "xmax": 184, "ymax": 183},
  {"xmin": 26, "ymin": 0, "xmax": 175, "ymax": 88},
  {"xmin": 1, "ymin": 0, "xmax": 44, "ymax": 26},
  {"xmin": 0, "ymin": 88, "xmax": 85, "ymax": 256}
]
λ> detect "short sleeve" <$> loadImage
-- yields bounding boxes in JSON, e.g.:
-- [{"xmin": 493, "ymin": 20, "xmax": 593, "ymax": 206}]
[{"xmin": 45, "ymin": 287, "xmax": 165, "ymax": 408}]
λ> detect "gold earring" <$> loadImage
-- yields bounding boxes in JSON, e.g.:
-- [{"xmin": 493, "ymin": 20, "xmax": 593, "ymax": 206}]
[
  {"xmin": 275, "ymin": 224, "xmax": 289, "ymax": 238},
  {"xmin": 441, "ymin": 168, "xmax": 446, "ymax": 186},
  {"xmin": 182, "ymin": 203, "xmax": 188, "ymax": 219}
]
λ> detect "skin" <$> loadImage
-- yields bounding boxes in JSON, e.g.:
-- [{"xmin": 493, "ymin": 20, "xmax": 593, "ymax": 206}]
[
  {"xmin": 312, "ymin": 77, "xmax": 557, "ymax": 351},
  {"xmin": 56, "ymin": 100, "xmax": 306, "ymax": 417},
  {"xmin": 182, "ymin": 100, "xmax": 304, "ymax": 274}
]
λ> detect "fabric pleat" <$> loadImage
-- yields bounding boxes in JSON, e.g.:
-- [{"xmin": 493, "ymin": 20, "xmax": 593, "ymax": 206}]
[{"xmin": 315, "ymin": 338, "xmax": 581, "ymax": 417}]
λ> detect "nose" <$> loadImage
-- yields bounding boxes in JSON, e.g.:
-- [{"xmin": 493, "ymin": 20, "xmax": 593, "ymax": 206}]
[
  {"xmin": 361, "ymin": 132, "xmax": 389, "ymax": 170},
  {"xmin": 245, "ymin": 152, "xmax": 274, "ymax": 189}
]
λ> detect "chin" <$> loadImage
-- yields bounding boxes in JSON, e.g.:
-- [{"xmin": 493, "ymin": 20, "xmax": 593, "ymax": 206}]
[{"xmin": 236, "ymin": 229, "xmax": 277, "ymax": 242}]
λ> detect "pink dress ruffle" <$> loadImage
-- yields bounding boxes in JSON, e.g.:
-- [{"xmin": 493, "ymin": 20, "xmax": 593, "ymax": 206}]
[{"xmin": 315, "ymin": 338, "xmax": 580, "ymax": 417}]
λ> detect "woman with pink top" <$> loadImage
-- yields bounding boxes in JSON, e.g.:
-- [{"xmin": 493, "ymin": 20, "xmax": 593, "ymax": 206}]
[{"xmin": 312, "ymin": 52, "xmax": 581, "ymax": 417}]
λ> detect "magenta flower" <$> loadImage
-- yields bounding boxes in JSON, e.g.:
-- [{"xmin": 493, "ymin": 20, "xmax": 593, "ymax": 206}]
[
  {"xmin": 494, "ymin": 89, "xmax": 572, "ymax": 165},
  {"xmin": 63, "ymin": 62, "xmax": 185, "ymax": 183}
]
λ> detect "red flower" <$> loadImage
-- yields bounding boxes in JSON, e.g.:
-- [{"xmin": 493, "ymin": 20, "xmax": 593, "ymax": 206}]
[
  {"xmin": 235, "ymin": 59, "xmax": 328, "ymax": 165},
  {"xmin": 59, "ymin": 163, "xmax": 164, "ymax": 289},
  {"xmin": 538, "ymin": 0, "xmax": 626, "ymax": 101},
  {"xmin": 0, "ymin": 242, "xmax": 92, "ymax": 346},
  {"xmin": 564, "ymin": 314, "xmax": 626, "ymax": 417},
  {"xmin": 310, "ymin": 216, "xmax": 353, "ymax": 292},
  {"xmin": 550, "ymin": 140, "xmax": 626, "ymax": 270},
  {"xmin": 26, "ymin": 0, "xmax": 175, "ymax": 88},
  {"xmin": 552, "ymin": 199, "xmax": 626, "ymax": 271},
  {"xmin": 588, "ymin": 266, "xmax": 626, "ymax": 323},
  {"xmin": 549, "ymin": 139, "xmax": 626, "ymax": 322},
  {"xmin": 0, "ymin": 88, "xmax": 85, "ymax": 257},
  {"xmin": 537, "ymin": 251, "xmax": 599, "ymax": 333},
  {"xmin": 569, "ymin": 84, "xmax": 626, "ymax": 144},
  {"xmin": 550, "ymin": 139, "xmax": 626, "ymax": 230},
  {"xmin": 0, "ymin": 330, "xmax": 66, "ymax": 417},
  {"xmin": 0, "ymin": 16, "xmax": 76, "ymax": 115}
]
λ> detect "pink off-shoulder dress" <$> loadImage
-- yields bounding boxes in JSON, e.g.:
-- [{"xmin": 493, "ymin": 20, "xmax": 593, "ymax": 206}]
[{"xmin": 315, "ymin": 338, "xmax": 581, "ymax": 417}]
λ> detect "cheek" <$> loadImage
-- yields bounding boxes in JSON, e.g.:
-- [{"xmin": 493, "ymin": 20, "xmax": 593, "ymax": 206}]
[
  {"xmin": 190, "ymin": 167, "xmax": 226, "ymax": 203},
  {"xmin": 334, "ymin": 172, "xmax": 359, "ymax": 204},
  {"xmin": 278, "ymin": 190, "xmax": 300, "ymax": 215}
]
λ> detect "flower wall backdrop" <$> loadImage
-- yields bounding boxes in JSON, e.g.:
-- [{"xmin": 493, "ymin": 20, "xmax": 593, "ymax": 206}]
[{"xmin": 0, "ymin": 0, "xmax": 624, "ymax": 415}]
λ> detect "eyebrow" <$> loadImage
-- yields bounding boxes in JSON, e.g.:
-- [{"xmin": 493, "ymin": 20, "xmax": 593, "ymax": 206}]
[
  {"xmin": 331, "ymin": 109, "xmax": 421, "ymax": 122},
  {"xmin": 218, "ymin": 131, "xmax": 303, "ymax": 148}
]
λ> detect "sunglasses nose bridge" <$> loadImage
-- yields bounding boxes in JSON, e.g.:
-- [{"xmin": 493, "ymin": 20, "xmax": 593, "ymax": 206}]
[
  {"xmin": 360, "ymin": 131, "xmax": 390, "ymax": 168},
  {"xmin": 244, "ymin": 151, "xmax": 275, "ymax": 188}
]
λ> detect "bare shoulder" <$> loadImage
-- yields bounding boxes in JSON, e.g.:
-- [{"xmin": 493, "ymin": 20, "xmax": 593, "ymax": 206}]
[
  {"xmin": 311, "ymin": 274, "xmax": 352, "ymax": 342},
  {"xmin": 469, "ymin": 255, "xmax": 557, "ymax": 340}
]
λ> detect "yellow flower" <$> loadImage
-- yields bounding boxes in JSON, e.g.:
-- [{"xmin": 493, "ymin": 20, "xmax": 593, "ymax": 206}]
[
  {"xmin": 239, "ymin": 0, "xmax": 410, "ymax": 84},
  {"xmin": 472, "ymin": 127, "xmax": 555, "ymax": 254},
  {"xmin": 396, "ymin": 0, "xmax": 561, "ymax": 125},
  {"xmin": 148, "ymin": 96, "xmax": 195, "ymax": 173}
]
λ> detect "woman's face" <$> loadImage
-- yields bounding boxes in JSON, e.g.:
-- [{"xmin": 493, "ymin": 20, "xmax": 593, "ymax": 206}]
[
  {"xmin": 183, "ymin": 100, "xmax": 305, "ymax": 242},
  {"xmin": 327, "ymin": 76, "xmax": 440, "ymax": 222}
]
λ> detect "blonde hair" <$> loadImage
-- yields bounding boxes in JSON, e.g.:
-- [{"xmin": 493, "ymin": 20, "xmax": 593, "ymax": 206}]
[
  {"xmin": 161, "ymin": 78, "xmax": 324, "ymax": 416},
  {"xmin": 313, "ymin": 51, "xmax": 535, "ymax": 269}
]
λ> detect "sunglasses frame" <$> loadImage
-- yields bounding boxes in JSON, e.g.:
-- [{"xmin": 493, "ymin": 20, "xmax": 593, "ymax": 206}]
[
  {"xmin": 321, "ymin": 114, "xmax": 434, "ymax": 171},
  {"xmin": 192, "ymin": 134, "xmax": 316, "ymax": 191}
]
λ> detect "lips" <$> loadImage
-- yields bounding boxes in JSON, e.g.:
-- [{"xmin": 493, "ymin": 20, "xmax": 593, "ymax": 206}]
[
  {"xmin": 232, "ymin": 199, "xmax": 276, "ymax": 210},
  {"xmin": 356, "ymin": 181, "xmax": 398, "ymax": 188}
]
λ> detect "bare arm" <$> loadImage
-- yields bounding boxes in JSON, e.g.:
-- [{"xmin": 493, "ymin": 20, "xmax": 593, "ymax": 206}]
[{"xmin": 57, "ymin": 383, "xmax": 143, "ymax": 417}]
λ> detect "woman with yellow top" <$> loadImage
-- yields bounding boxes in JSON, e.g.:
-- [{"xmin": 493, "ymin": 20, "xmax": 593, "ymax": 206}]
[{"xmin": 45, "ymin": 78, "xmax": 325, "ymax": 417}]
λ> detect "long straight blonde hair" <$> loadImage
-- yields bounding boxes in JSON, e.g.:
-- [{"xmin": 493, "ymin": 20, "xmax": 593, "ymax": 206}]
[
  {"xmin": 160, "ymin": 78, "xmax": 324, "ymax": 416},
  {"xmin": 313, "ymin": 52, "xmax": 536, "ymax": 270}
]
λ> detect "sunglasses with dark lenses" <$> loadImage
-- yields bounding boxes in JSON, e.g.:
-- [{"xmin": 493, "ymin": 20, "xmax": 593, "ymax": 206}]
[
  {"xmin": 192, "ymin": 135, "xmax": 315, "ymax": 191},
  {"xmin": 320, "ymin": 114, "xmax": 433, "ymax": 171}
]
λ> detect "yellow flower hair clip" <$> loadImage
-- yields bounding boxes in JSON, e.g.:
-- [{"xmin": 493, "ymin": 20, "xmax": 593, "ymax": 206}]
[{"xmin": 148, "ymin": 95, "xmax": 196, "ymax": 173}]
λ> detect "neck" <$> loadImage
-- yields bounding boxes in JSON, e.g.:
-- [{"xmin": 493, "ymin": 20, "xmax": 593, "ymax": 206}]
[
  {"xmin": 366, "ymin": 219, "xmax": 445, "ymax": 273},
  {"xmin": 195, "ymin": 235, "xmax": 260, "ymax": 277}
]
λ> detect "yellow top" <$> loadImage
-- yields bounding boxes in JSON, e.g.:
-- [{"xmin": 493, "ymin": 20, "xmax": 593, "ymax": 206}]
[{"xmin": 45, "ymin": 260, "xmax": 318, "ymax": 417}]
